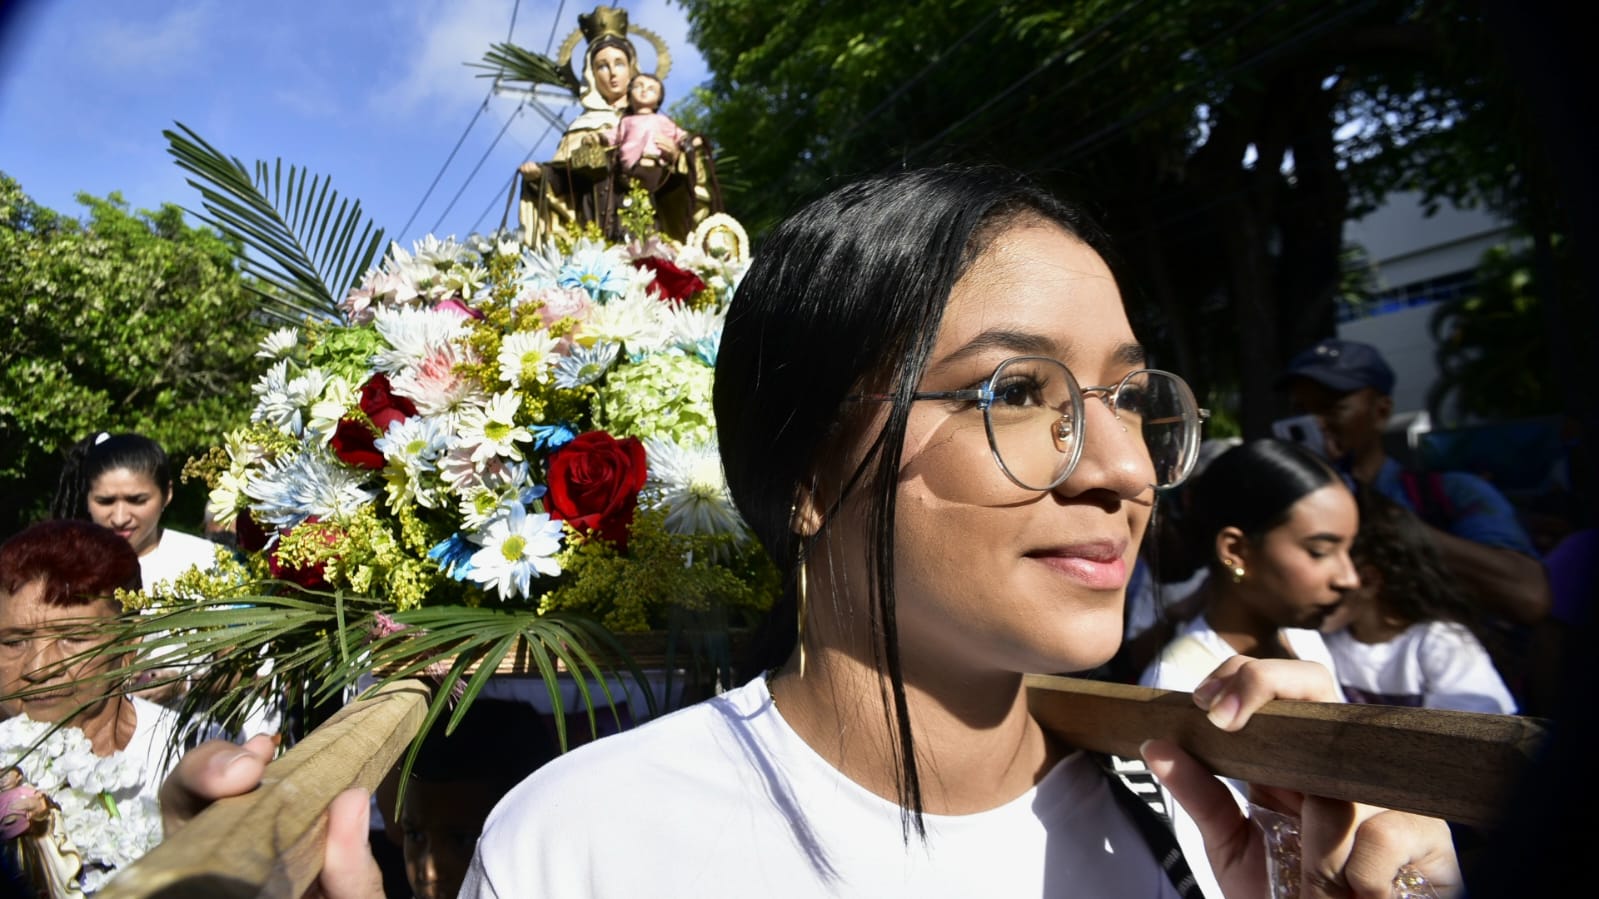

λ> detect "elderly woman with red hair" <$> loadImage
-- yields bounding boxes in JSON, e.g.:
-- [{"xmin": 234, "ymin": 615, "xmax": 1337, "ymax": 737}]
[{"xmin": 1, "ymin": 521, "xmax": 185, "ymax": 892}]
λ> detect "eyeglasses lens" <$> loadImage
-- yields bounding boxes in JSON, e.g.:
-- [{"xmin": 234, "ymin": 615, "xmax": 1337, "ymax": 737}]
[
  {"xmin": 1115, "ymin": 371, "xmax": 1197, "ymax": 488},
  {"xmin": 985, "ymin": 357, "xmax": 1081, "ymax": 491},
  {"xmin": 985, "ymin": 360, "xmax": 1197, "ymax": 491}
]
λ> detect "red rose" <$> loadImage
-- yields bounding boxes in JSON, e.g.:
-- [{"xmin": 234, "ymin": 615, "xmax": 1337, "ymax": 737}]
[
  {"xmin": 330, "ymin": 418, "xmax": 384, "ymax": 469},
  {"xmin": 268, "ymin": 518, "xmax": 335, "ymax": 589},
  {"xmin": 235, "ymin": 508, "xmax": 270, "ymax": 553},
  {"xmin": 359, "ymin": 373, "xmax": 417, "ymax": 431},
  {"xmin": 633, "ymin": 256, "xmax": 706, "ymax": 305},
  {"xmin": 332, "ymin": 374, "xmax": 418, "ymax": 469},
  {"xmin": 546, "ymin": 431, "xmax": 647, "ymax": 548}
]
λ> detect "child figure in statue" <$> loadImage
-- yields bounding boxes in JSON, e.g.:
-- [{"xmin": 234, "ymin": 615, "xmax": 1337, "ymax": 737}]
[{"xmin": 603, "ymin": 73, "xmax": 691, "ymax": 192}]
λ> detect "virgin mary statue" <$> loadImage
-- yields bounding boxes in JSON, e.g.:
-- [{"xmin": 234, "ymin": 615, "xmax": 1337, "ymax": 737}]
[{"xmin": 492, "ymin": 6, "xmax": 722, "ymax": 243}]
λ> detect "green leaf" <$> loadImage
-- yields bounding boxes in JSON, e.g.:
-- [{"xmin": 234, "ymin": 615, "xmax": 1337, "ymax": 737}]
[{"xmin": 164, "ymin": 122, "xmax": 386, "ymax": 323}]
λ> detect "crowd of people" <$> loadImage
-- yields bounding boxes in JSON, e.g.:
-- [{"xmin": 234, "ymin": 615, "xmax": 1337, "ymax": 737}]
[{"xmin": 0, "ymin": 164, "xmax": 1579, "ymax": 896}]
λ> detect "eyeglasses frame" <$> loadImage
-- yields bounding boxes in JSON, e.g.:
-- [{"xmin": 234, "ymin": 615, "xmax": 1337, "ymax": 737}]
[{"xmin": 851, "ymin": 355, "xmax": 1209, "ymax": 492}]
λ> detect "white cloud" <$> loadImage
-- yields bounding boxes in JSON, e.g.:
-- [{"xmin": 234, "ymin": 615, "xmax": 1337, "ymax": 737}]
[
  {"xmin": 371, "ymin": 0, "xmax": 515, "ymax": 117},
  {"xmin": 81, "ymin": 2, "xmax": 216, "ymax": 76}
]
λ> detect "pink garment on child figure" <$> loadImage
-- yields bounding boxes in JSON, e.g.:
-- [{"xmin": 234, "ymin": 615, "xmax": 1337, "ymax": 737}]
[{"xmin": 604, "ymin": 112, "xmax": 688, "ymax": 170}]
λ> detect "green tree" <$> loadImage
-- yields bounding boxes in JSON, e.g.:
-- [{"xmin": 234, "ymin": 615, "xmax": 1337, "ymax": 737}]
[
  {"xmin": 1428, "ymin": 240, "xmax": 1559, "ymax": 423},
  {"xmin": 676, "ymin": 0, "xmax": 1534, "ymax": 434},
  {"xmin": 0, "ymin": 172, "xmax": 268, "ymax": 536}
]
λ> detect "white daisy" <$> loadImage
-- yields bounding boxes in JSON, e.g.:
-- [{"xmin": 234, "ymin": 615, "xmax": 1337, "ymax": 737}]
[
  {"xmin": 244, "ymin": 448, "xmax": 377, "ymax": 530},
  {"xmin": 551, "ymin": 341, "xmax": 621, "ymax": 389},
  {"xmin": 643, "ymin": 438, "xmax": 748, "ymax": 542},
  {"xmin": 454, "ymin": 391, "xmax": 533, "ymax": 463},
  {"xmin": 256, "ymin": 326, "xmax": 300, "ymax": 359},
  {"xmin": 467, "ymin": 504, "xmax": 564, "ymax": 600},
  {"xmin": 371, "ymin": 306, "xmax": 468, "ymax": 374},
  {"xmin": 497, "ymin": 330, "xmax": 562, "ymax": 386}
]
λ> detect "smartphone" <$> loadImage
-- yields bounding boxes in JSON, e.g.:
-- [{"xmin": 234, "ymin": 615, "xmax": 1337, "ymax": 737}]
[{"xmin": 1271, "ymin": 414, "xmax": 1327, "ymax": 459}]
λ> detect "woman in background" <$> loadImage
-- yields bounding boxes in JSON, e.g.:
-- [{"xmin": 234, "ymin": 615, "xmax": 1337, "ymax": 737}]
[
  {"xmin": 1139, "ymin": 438, "xmax": 1361, "ymax": 897},
  {"xmin": 1325, "ymin": 487, "xmax": 1517, "ymax": 714},
  {"xmin": 1139, "ymin": 439, "xmax": 1359, "ymax": 693},
  {"xmin": 52, "ymin": 432, "xmax": 217, "ymax": 593}
]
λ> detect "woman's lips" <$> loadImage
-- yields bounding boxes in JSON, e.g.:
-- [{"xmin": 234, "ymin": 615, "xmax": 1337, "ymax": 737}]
[{"xmin": 1026, "ymin": 540, "xmax": 1129, "ymax": 590}]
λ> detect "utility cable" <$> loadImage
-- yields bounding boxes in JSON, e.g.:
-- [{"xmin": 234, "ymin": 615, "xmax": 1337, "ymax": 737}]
[
  {"xmin": 399, "ymin": 0, "xmax": 525, "ymax": 238},
  {"xmin": 431, "ymin": 102, "xmax": 527, "ymax": 234}
]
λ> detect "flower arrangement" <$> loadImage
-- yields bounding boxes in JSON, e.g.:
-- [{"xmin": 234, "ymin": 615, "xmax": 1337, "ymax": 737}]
[
  {"xmin": 160, "ymin": 224, "xmax": 776, "ymax": 636},
  {"xmin": 0, "ymin": 718, "xmax": 162, "ymax": 895}
]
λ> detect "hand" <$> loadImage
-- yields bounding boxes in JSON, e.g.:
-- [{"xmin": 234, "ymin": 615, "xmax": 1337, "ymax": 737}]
[
  {"xmin": 1141, "ymin": 658, "xmax": 1462, "ymax": 897},
  {"xmin": 159, "ymin": 735, "xmax": 386, "ymax": 898},
  {"xmin": 653, "ymin": 134, "xmax": 680, "ymax": 163}
]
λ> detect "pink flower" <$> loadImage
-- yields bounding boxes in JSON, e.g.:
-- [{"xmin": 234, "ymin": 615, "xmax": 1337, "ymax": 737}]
[{"xmin": 433, "ymin": 297, "xmax": 484, "ymax": 320}]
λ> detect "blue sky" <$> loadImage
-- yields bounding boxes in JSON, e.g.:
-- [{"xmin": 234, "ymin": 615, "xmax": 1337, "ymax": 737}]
[{"xmin": 0, "ymin": 0, "xmax": 708, "ymax": 248}]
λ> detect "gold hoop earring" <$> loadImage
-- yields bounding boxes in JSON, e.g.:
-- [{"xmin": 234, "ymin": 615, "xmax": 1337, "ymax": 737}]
[{"xmin": 796, "ymin": 544, "xmax": 809, "ymax": 678}]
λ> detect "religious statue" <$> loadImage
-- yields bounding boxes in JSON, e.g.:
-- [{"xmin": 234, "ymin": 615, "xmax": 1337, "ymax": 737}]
[{"xmin": 487, "ymin": 6, "xmax": 723, "ymax": 243}]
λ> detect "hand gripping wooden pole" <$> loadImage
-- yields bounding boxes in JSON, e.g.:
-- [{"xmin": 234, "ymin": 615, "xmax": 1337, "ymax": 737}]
[
  {"xmin": 1025, "ymin": 675, "xmax": 1548, "ymax": 826},
  {"xmin": 101, "ymin": 679, "xmax": 431, "ymax": 899}
]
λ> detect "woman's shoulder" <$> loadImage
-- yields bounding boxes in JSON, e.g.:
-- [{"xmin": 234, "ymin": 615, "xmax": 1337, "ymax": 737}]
[{"xmin": 490, "ymin": 677, "xmax": 772, "ymax": 817}]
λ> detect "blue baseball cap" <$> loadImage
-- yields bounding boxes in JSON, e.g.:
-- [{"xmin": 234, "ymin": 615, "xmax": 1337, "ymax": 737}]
[{"xmin": 1278, "ymin": 338, "xmax": 1395, "ymax": 395}]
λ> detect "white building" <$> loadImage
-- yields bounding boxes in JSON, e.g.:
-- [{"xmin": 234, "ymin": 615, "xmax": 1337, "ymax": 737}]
[{"xmin": 1337, "ymin": 191, "xmax": 1517, "ymax": 417}]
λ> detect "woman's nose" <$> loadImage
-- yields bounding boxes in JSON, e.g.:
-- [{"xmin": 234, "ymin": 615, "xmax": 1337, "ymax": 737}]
[
  {"xmin": 1332, "ymin": 552, "xmax": 1360, "ymax": 590},
  {"xmin": 1057, "ymin": 397, "xmax": 1151, "ymax": 499}
]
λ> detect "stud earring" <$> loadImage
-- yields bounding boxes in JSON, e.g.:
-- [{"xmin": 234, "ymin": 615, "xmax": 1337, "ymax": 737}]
[{"xmin": 1222, "ymin": 558, "xmax": 1246, "ymax": 583}]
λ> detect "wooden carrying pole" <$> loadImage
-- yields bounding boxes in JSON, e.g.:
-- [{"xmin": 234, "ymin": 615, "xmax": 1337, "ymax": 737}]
[
  {"xmin": 101, "ymin": 679, "xmax": 430, "ymax": 899},
  {"xmin": 98, "ymin": 675, "xmax": 1546, "ymax": 896},
  {"xmin": 1026, "ymin": 675, "xmax": 1548, "ymax": 826}
]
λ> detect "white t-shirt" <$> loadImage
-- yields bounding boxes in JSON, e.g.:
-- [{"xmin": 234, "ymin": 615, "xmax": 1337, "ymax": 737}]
[
  {"xmin": 462, "ymin": 676, "xmax": 1184, "ymax": 898},
  {"xmin": 139, "ymin": 529, "xmax": 219, "ymax": 593},
  {"xmin": 1324, "ymin": 621, "xmax": 1517, "ymax": 714},
  {"xmin": 118, "ymin": 696, "xmax": 185, "ymax": 803},
  {"xmin": 1138, "ymin": 616, "xmax": 1345, "ymax": 899}
]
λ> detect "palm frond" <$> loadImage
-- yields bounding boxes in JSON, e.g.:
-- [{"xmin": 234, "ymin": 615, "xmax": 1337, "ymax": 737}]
[
  {"xmin": 472, "ymin": 42, "xmax": 580, "ymax": 96},
  {"xmin": 164, "ymin": 123, "xmax": 387, "ymax": 324}
]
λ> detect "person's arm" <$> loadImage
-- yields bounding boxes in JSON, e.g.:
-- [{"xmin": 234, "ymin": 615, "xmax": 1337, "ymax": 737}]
[
  {"xmin": 1426, "ymin": 524, "xmax": 1550, "ymax": 625},
  {"xmin": 1144, "ymin": 657, "xmax": 1463, "ymax": 898}
]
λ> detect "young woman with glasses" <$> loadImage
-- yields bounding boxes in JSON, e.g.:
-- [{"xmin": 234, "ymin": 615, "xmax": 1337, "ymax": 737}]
[{"xmin": 167, "ymin": 166, "xmax": 1460, "ymax": 898}]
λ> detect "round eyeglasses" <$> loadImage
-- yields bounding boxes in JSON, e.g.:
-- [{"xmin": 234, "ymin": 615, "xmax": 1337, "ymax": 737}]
[{"xmin": 860, "ymin": 356, "xmax": 1208, "ymax": 492}]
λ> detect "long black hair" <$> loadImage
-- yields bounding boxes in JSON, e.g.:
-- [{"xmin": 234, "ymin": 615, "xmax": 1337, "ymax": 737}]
[
  {"xmin": 51, "ymin": 432, "xmax": 172, "ymax": 521},
  {"xmin": 714, "ymin": 165, "xmax": 1114, "ymax": 837}
]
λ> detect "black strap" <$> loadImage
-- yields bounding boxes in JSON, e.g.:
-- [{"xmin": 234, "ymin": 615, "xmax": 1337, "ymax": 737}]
[{"xmin": 1096, "ymin": 752, "xmax": 1205, "ymax": 899}]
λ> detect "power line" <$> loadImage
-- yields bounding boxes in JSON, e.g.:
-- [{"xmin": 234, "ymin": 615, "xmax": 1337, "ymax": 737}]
[
  {"xmin": 399, "ymin": 0, "xmax": 525, "ymax": 239},
  {"xmin": 430, "ymin": 102, "xmax": 528, "ymax": 234},
  {"xmin": 470, "ymin": 117, "xmax": 561, "ymax": 234}
]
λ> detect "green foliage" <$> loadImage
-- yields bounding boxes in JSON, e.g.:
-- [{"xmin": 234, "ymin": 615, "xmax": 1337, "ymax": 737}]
[
  {"xmin": 1428, "ymin": 240, "xmax": 1559, "ymax": 423},
  {"xmin": 165, "ymin": 123, "xmax": 386, "ymax": 324},
  {"xmin": 0, "ymin": 172, "xmax": 268, "ymax": 534},
  {"xmin": 678, "ymin": 0, "xmax": 1539, "ymax": 434}
]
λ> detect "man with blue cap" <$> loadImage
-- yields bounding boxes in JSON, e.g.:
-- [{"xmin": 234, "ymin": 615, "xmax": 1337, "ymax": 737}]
[{"xmin": 1281, "ymin": 338, "xmax": 1549, "ymax": 627}]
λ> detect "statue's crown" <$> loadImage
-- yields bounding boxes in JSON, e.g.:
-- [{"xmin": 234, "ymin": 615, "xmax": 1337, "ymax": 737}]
[{"xmin": 579, "ymin": 6, "xmax": 629, "ymax": 43}]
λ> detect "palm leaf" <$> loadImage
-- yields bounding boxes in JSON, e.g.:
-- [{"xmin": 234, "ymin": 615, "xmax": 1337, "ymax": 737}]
[
  {"xmin": 472, "ymin": 42, "xmax": 580, "ymax": 95},
  {"xmin": 164, "ymin": 122, "xmax": 387, "ymax": 324}
]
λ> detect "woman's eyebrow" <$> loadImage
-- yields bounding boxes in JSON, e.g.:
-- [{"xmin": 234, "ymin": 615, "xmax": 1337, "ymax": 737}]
[
  {"xmin": 1113, "ymin": 341, "xmax": 1149, "ymax": 368},
  {"xmin": 928, "ymin": 329, "xmax": 1060, "ymax": 373}
]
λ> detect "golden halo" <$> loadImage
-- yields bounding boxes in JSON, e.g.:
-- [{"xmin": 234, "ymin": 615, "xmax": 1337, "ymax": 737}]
[{"xmin": 557, "ymin": 24, "xmax": 672, "ymax": 82}]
